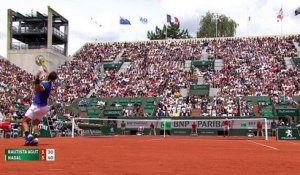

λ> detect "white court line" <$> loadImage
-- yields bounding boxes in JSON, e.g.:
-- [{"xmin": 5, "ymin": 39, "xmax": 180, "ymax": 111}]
[
  {"xmin": 284, "ymin": 141, "xmax": 300, "ymax": 145},
  {"xmin": 145, "ymin": 138, "xmax": 165, "ymax": 141},
  {"xmin": 138, "ymin": 138, "xmax": 165, "ymax": 142},
  {"xmin": 247, "ymin": 140, "xmax": 279, "ymax": 151},
  {"xmin": 48, "ymin": 169, "xmax": 64, "ymax": 171}
]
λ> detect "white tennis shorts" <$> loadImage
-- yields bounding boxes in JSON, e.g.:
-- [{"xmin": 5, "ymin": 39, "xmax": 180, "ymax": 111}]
[
  {"xmin": 224, "ymin": 125, "xmax": 230, "ymax": 131},
  {"xmin": 25, "ymin": 104, "xmax": 49, "ymax": 121}
]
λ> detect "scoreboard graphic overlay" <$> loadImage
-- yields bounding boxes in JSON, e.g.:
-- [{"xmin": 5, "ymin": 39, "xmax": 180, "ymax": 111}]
[{"xmin": 5, "ymin": 149, "xmax": 55, "ymax": 161}]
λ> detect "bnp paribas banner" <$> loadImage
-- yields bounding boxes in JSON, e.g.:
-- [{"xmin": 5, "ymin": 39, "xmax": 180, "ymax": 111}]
[
  {"xmin": 170, "ymin": 119, "xmax": 272, "ymax": 129},
  {"xmin": 117, "ymin": 119, "xmax": 273, "ymax": 129}
]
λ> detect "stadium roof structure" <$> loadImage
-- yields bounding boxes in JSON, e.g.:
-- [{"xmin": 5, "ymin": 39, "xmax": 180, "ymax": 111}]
[
  {"xmin": 7, "ymin": 6, "xmax": 69, "ymax": 75},
  {"xmin": 9, "ymin": 6, "xmax": 68, "ymax": 26},
  {"xmin": 8, "ymin": 6, "xmax": 68, "ymax": 46}
]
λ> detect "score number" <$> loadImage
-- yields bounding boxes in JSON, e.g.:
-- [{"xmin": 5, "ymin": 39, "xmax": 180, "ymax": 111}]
[
  {"xmin": 46, "ymin": 149, "xmax": 55, "ymax": 161},
  {"xmin": 40, "ymin": 149, "xmax": 55, "ymax": 161}
]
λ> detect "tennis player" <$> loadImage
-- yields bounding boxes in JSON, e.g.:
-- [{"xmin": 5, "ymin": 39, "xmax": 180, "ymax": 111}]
[{"xmin": 22, "ymin": 65, "xmax": 57, "ymax": 146}]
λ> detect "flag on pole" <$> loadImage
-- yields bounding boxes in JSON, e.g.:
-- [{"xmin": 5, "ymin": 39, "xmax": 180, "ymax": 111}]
[
  {"xmin": 120, "ymin": 17, "xmax": 131, "ymax": 25},
  {"xmin": 277, "ymin": 8, "xmax": 283, "ymax": 22},
  {"xmin": 139, "ymin": 17, "xmax": 148, "ymax": 24},
  {"xmin": 295, "ymin": 7, "xmax": 300, "ymax": 16},
  {"xmin": 212, "ymin": 13, "xmax": 221, "ymax": 22},
  {"xmin": 167, "ymin": 14, "xmax": 179, "ymax": 24}
]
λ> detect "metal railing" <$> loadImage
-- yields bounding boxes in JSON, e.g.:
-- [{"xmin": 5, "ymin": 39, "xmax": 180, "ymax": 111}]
[
  {"xmin": 12, "ymin": 27, "xmax": 47, "ymax": 34},
  {"xmin": 11, "ymin": 42, "xmax": 48, "ymax": 50},
  {"xmin": 12, "ymin": 27, "xmax": 66, "ymax": 40},
  {"xmin": 12, "ymin": 42, "xmax": 28, "ymax": 49},
  {"xmin": 11, "ymin": 42, "xmax": 65, "ymax": 54},
  {"xmin": 52, "ymin": 45, "xmax": 64, "ymax": 54},
  {"xmin": 53, "ymin": 28, "xmax": 66, "ymax": 40}
]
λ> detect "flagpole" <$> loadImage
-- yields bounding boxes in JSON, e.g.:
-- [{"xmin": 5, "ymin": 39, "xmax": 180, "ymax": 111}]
[
  {"xmin": 215, "ymin": 13, "xmax": 217, "ymax": 38},
  {"xmin": 247, "ymin": 7, "xmax": 250, "ymax": 37},
  {"xmin": 166, "ymin": 14, "xmax": 168, "ymax": 40},
  {"xmin": 247, "ymin": 17, "xmax": 250, "ymax": 36},
  {"xmin": 213, "ymin": 13, "xmax": 218, "ymax": 38},
  {"xmin": 281, "ymin": 20, "xmax": 282, "ymax": 35},
  {"xmin": 216, "ymin": 17, "xmax": 217, "ymax": 38},
  {"xmin": 280, "ymin": 5, "xmax": 283, "ymax": 35},
  {"xmin": 166, "ymin": 23, "xmax": 168, "ymax": 40}
]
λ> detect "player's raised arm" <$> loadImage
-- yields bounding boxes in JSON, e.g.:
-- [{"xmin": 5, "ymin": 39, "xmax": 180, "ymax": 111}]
[
  {"xmin": 41, "ymin": 65, "xmax": 49, "ymax": 76},
  {"xmin": 34, "ymin": 69, "xmax": 45, "ymax": 92}
]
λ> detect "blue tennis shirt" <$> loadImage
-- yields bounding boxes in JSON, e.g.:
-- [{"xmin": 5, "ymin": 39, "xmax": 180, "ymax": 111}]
[{"xmin": 33, "ymin": 81, "xmax": 52, "ymax": 107}]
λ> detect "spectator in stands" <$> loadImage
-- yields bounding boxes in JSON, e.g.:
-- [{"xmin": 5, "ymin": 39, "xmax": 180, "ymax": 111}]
[
  {"xmin": 0, "ymin": 112, "xmax": 4, "ymax": 122},
  {"xmin": 78, "ymin": 99, "xmax": 88, "ymax": 107},
  {"xmin": 1, "ymin": 35, "xmax": 300, "ymax": 121},
  {"xmin": 278, "ymin": 119, "xmax": 285, "ymax": 126},
  {"xmin": 61, "ymin": 122, "xmax": 69, "ymax": 136},
  {"xmin": 96, "ymin": 100, "xmax": 105, "ymax": 106}
]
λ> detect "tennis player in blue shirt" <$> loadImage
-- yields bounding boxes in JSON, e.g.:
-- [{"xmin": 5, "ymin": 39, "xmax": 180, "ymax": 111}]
[{"xmin": 22, "ymin": 65, "xmax": 57, "ymax": 146}]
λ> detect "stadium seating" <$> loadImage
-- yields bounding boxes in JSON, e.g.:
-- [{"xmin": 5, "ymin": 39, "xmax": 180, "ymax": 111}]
[{"xmin": 1, "ymin": 35, "xmax": 299, "ymax": 120}]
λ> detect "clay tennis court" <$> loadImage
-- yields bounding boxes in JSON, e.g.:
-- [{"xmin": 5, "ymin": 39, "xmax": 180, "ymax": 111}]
[{"xmin": 1, "ymin": 136, "xmax": 300, "ymax": 175}]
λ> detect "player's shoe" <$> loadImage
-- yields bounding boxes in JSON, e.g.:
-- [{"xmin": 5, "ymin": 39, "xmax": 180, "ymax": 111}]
[
  {"xmin": 30, "ymin": 138, "xmax": 39, "ymax": 146},
  {"xmin": 24, "ymin": 134, "xmax": 34, "ymax": 146}
]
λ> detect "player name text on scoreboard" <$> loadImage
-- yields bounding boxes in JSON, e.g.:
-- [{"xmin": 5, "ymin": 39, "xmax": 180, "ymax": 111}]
[{"xmin": 5, "ymin": 148, "xmax": 55, "ymax": 161}]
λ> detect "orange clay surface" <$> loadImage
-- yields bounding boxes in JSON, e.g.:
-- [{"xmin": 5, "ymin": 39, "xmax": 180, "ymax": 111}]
[{"xmin": 1, "ymin": 136, "xmax": 300, "ymax": 175}]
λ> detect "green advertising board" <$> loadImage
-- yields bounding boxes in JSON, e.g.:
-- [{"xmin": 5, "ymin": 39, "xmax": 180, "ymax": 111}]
[
  {"xmin": 276, "ymin": 109, "xmax": 299, "ymax": 117},
  {"xmin": 39, "ymin": 117, "xmax": 51, "ymax": 137},
  {"xmin": 103, "ymin": 63, "xmax": 122, "ymax": 70},
  {"xmin": 193, "ymin": 60, "xmax": 214, "ymax": 67},
  {"xmin": 277, "ymin": 128, "xmax": 300, "ymax": 140},
  {"xmin": 292, "ymin": 57, "xmax": 300, "ymax": 66},
  {"xmin": 103, "ymin": 109, "xmax": 122, "ymax": 117},
  {"xmin": 160, "ymin": 119, "xmax": 171, "ymax": 130},
  {"xmin": 189, "ymin": 84, "xmax": 210, "ymax": 96}
]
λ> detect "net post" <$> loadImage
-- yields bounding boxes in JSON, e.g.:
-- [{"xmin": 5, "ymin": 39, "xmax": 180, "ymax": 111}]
[
  {"xmin": 164, "ymin": 120, "xmax": 166, "ymax": 138},
  {"xmin": 264, "ymin": 118, "xmax": 268, "ymax": 141},
  {"xmin": 71, "ymin": 117, "xmax": 75, "ymax": 138}
]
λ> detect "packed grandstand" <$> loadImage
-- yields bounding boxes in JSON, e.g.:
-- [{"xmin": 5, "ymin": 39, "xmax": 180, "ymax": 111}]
[{"xmin": 0, "ymin": 35, "xmax": 300, "ymax": 126}]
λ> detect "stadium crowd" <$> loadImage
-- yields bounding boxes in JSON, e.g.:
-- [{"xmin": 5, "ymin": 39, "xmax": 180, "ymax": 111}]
[
  {"xmin": 50, "ymin": 43, "xmax": 124, "ymax": 114},
  {"xmin": 204, "ymin": 36, "xmax": 300, "ymax": 116},
  {"xmin": 0, "ymin": 59, "xmax": 33, "ymax": 121},
  {"xmin": 0, "ymin": 35, "xmax": 300, "ymax": 120},
  {"xmin": 92, "ymin": 40, "xmax": 203, "ymax": 97},
  {"xmin": 204, "ymin": 36, "xmax": 299, "ymax": 97}
]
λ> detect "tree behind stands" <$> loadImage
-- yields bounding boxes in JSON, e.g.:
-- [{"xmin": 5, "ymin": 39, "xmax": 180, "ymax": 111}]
[
  {"xmin": 197, "ymin": 11, "xmax": 238, "ymax": 38},
  {"xmin": 147, "ymin": 23, "xmax": 191, "ymax": 40}
]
